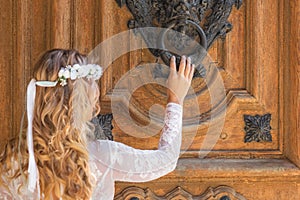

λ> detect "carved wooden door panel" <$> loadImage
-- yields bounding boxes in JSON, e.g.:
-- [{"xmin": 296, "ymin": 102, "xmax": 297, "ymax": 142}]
[
  {"xmin": 97, "ymin": 1, "xmax": 300, "ymax": 199},
  {"xmin": 0, "ymin": 0, "xmax": 299, "ymax": 199}
]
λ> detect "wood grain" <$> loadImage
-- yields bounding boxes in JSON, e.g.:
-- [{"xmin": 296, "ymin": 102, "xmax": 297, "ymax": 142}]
[
  {"xmin": 51, "ymin": 0, "xmax": 72, "ymax": 49},
  {"xmin": 73, "ymin": 0, "xmax": 96, "ymax": 53},
  {"xmin": 116, "ymin": 159, "xmax": 300, "ymax": 199},
  {"xmin": 0, "ymin": 0, "xmax": 13, "ymax": 144},
  {"xmin": 284, "ymin": 0, "xmax": 300, "ymax": 167},
  {"xmin": 0, "ymin": 0, "xmax": 299, "ymax": 199},
  {"xmin": 224, "ymin": 4, "xmax": 246, "ymax": 88},
  {"xmin": 103, "ymin": 0, "xmax": 282, "ymax": 157}
]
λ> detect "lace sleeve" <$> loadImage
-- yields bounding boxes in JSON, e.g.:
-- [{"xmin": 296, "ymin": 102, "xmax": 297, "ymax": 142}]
[{"xmin": 88, "ymin": 103, "xmax": 182, "ymax": 182}]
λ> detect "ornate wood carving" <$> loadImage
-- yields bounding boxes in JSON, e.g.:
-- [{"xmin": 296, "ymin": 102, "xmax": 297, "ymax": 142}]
[
  {"xmin": 92, "ymin": 113, "xmax": 114, "ymax": 140},
  {"xmin": 116, "ymin": 0, "xmax": 242, "ymax": 78},
  {"xmin": 96, "ymin": 0, "xmax": 286, "ymax": 157},
  {"xmin": 243, "ymin": 114, "xmax": 272, "ymax": 143},
  {"xmin": 114, "ymin": 185, "xmax": 246, "ymax": 200}
]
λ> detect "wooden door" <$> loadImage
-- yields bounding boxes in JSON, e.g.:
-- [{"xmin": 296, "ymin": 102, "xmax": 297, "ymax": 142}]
[{"xmin": 0, "ymin": 0, "xmax": 299, "ymax": 199}]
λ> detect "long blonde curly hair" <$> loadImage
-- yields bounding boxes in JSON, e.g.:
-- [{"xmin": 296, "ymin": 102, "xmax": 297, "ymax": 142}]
[{"xmin": 0, "ymin": 49, "xmax": 100, "ymax": 199}]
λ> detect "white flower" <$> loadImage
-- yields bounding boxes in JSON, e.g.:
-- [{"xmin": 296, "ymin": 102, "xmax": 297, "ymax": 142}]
[
  {"xmin": 62, "ymin": 69, "xmax": 71, "ymax": 79},
  {"xmin": 70, "ymin": 68, "xmax": 77, "ymax": 80},
  {"xmin": 78, "ymin": 66, "xmax": 89, "ymax": 77},
  {"xmin": 73, "ymin": 64, "xmax": 81, "ymax": 70},
  {"xmin": 89, "ymin": 65, "xmax": 97, "ymax": 74},
  {"xmin": 58, "ymin": 69, "xmax": 65, "ymax": 78},
  {"xmin": 95, "ymin": 66, "xmax": 103, "ymax": 79},
  {"xmin": 56, "ymin": 64, "xmax": 103, "ymax": 86}
]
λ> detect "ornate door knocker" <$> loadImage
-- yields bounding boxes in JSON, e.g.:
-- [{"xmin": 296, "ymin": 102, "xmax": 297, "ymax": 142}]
[{"xmin": 116, "ymin": 0, "xmax": 242, "ymax": 78}]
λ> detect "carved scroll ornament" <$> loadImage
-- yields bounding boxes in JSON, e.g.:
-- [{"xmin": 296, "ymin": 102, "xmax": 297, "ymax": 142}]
[
  {"xmin": 114, "ymin": 185, "xmax": 247, "ymax": 200},
  {"xmin": 116, "ymin": 0, "xmax": 242, "ymax": 78}
]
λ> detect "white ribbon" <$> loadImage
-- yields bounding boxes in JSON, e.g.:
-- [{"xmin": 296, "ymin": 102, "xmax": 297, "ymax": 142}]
[
  {"xmin": 26, "ymin": 79, "xmax": 40, "ymax": 197},
  {"xmin": 35, "ymin": 81, "xmax": 58, "ymax": 87}
]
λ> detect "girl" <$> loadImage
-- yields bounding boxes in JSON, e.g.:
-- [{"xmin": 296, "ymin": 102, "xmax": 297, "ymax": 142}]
[{"xmin": 0, "ymin": 49, "xmax": 194, "ymax": 199}]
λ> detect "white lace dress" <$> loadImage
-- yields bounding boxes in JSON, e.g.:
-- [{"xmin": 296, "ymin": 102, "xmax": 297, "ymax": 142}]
[{"xmin": 0, "ymin": 103, "xmax": 182, "ymax": 200}]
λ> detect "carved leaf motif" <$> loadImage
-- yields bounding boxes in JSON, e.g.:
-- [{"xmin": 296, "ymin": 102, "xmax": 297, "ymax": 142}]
[
  {"xmin": 116, "ymin": 0, "xmax": 242, "ymax": 79},
  {"xmin": 92, "ymin": 113, "xmax": 114, "ymax": 140},
  {"xmin": 244, "ymin": 114, "xmax": 272, "ymax": 143},
  {"xmin": 117, "ymin": 0, "xmax": 242, "ymax": 48}
]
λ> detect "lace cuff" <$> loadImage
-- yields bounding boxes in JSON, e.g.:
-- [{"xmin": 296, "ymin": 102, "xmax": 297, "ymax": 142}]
[{"xmin": 159, "ymin": 102, "xmax": 182, "ymax": 150}]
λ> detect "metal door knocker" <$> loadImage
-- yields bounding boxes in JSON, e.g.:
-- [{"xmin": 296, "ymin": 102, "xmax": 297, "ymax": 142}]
[{"xmin": 116, "ymin": 0, "xmax": 242, "ymax": 78}]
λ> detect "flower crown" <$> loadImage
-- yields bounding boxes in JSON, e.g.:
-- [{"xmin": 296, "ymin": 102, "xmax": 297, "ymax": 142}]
[
  {"xmin": 58, "ymin": 64, "xmax": 103, "ymax": 86},
  {"xmin": 35, "ymin": 64, "xmax": 103, "ymax": 87}
]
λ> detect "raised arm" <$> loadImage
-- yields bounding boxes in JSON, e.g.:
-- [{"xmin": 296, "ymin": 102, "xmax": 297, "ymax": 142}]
[
  {"xmin": 89, "ymin": 102, "xmax": 182, "ymax": 182},
  {"xmin": 88, "ymin": 56, "xmax": 194, "ymax": 182}
]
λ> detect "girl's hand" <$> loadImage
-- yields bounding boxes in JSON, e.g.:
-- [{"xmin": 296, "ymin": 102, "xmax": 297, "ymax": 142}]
[{"xmin": 167, "ymin": 56, "xmax": 194, "ymax": 105}]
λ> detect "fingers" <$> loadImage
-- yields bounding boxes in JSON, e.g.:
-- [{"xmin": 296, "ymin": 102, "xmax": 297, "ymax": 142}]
[
  {"xmin": 184, "ymin": 57, "xmax": 191, "ymax": 77},
  {"xmin": 169, "ymin": 55, "xmax": 194, "ymax": 80},
  {"xmin": 167, "ymin": 56, "xmax": 194, "ymax": 105},
  {"xmin": 170, "ymin": 56, "xmax": 176, "ymax": 73},
  {"xmin": 188, "ymin": 64, "xmax": 195, "ymax": 80},
  {"xmin": 178, "ymin": 56, "xmax": 186, "ymax": 75}
]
